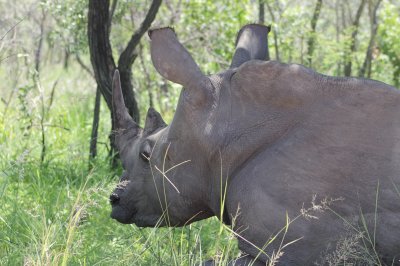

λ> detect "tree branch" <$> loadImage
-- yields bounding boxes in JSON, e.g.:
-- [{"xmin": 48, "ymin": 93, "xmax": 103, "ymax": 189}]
[
  {"xmin": 306, "ymin": 0, "xmax": 323, "ymax": 67},
  {"xmin": 89, "ymin": 86, "xmax": 101, "ymax": 163},
  {"xmin": 344, "ymin": 0, "xmax": 366, "ymax": 76},
  {"xmin": 76, "ymin": 54, "xmax": 94, "ymax": 77},
  {"xmin": 259, "ymin": 0, "xmax": 265, "ymax": 24},
  {"xmin": 108, "ymin": 0, "xmax": 118, "ymax": 33},
  {"xmin": 35, "ymin": 9, "xmax": 46, "ymax": 73},
  {"xmin": 266, "ymin": 1, "xmax": 280, "ymax": 61},
  {"xmin": 118, "ymin": 0, "xmax": 162, "ymax": 70},
  {"xmin": 359, "ymin": 0, "xmax": 382, "ymax": 78},
  {"xmin": 88, "ymin": 0, "xmax": 116, "ymax": 110},
  {"xmin": 0, "ymin": 17, "xmax": 24, "ymax": 42}
]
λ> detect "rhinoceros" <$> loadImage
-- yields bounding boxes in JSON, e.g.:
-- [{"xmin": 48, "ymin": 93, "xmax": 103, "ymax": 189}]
[{"xmin": 109, "ymin": 24, "xmax": 400, "ymax": 265}]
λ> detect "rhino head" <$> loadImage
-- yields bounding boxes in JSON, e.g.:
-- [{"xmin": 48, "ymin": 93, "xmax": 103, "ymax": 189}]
[{"xmin": 109, "ymin": 24, "xmax": 270, "ymax": 227}]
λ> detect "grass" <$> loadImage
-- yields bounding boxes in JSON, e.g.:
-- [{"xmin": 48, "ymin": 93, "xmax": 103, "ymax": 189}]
[
  {"xmin": 0, "ymin": 158, "xmax": 238, "ymax": 265},
  {"xmin": 0, "ymin": 63, "xmax": 239, "ymax": 265}
]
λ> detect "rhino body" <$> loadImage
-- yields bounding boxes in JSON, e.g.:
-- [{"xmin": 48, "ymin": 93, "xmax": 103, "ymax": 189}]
[{"xmin": 110, "ymin": 25, "xmax": 400, "ymax": 265}]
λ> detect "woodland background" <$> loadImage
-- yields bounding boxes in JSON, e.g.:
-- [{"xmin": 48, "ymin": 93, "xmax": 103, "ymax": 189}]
[{"xmin": 0, "ymin": 0, "xmax": 399, "ymax": 265}]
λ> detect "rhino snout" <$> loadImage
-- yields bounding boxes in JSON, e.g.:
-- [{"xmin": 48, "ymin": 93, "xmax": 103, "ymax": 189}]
[{"xmin": 109, "ymin": 192, "xmax": 120, "ymax": 205}]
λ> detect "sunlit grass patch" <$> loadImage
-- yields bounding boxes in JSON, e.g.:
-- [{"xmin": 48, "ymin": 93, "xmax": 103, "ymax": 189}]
[
  {"xmin": 0, "ymin": 160, "xmax": 237, "ymax": 265},
  {"xmin": 0, "ymin": 81, "xmax": 237, "ymax": 265}
]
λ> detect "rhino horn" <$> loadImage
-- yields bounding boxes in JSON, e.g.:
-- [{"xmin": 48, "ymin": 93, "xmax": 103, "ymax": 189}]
[
  {"xmin": 230, "ymin": 24, "xmax": 271, "ymax": 69},
  {"xmin": 143, "ymin": 107, "xmax": 167, "ymax": 136},
  {"xmin": 149, "ymin": 27, "xmax": 211, "ymax": 103},
  {"xmin": 112, "ymin": 70, "xmax": 139, "ymax": 150}
]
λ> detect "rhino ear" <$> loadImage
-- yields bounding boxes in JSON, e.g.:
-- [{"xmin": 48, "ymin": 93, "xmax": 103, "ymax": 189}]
[
  {"xmin": 143, "ymin": 107, "xmax": 167, "ymax": 136},
  {"xmin": 149, "ymin": 27, "xmax": 211, "ymax": 103},
  {"xmin": 230, "ymin": 24, "xmax": 271, "ymax": 69},
  {"xmin": 112, "ymin": 70, "xmax": 139, "ymax": 151}
]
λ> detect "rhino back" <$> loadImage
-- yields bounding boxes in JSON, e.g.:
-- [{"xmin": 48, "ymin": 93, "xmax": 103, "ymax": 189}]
[
  {"xmin": 221, "ymin": 60, "xmax": 400, "ymax": 180},
  {"xmin": 220, "ymin": 60, "xmax": 400, "ymax": 263}
]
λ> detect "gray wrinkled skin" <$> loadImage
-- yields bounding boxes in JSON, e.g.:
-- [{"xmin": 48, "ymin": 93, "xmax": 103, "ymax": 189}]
[{"xmin": 109, "ymin": 24, "xmax": 400, "ymax": 265}]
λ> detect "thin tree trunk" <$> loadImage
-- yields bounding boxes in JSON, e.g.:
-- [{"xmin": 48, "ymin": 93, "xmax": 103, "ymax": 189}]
[
  {"xmin": 89, "ymin": 86, "xmax": 101, "ymax": 164},
  {"xmin": 307, "ymin": 0, "xmax": 323, "ymax": 67},
  {"xmin": 76, "ymin": 53, "xmax": 102, "ymax": 163},
  {"xmin": 108, "ymin": 0, "xmax": 118, "ymax": 31},
  {"xmin": 335, "ymin": 0, "xmax": 342, "ymax": 75},
  {"xmin": 76, "ymin": 54, "xmax": 94, "ymax": 77},
  {"xmin": 359, "ymin": 0, "xmax": 382, "ymax": 78},
  {"xmin": 259, "ymin": 1, "xmax": 269, "ymax": 61},
  {"xmin": 265, "ymin": 1, "xmax": 280, "ymax": 61},
  {"xmin": 394, "ymin": 68, "xmax": 400, "ymax": 88},
  {"xmin": 344, "ymin": 0, "xmax": 366, "ymax": 77},
  {"xmin": 64, "ymin": 48, "xmax": 70, "ymax": 69},
  {"xmin": 35, "ymin": 9, "xmax": 46, "ymax": 73},
  {"xmin": 259, "ymin": 0, "xmax": 265, "ymax": 24}
]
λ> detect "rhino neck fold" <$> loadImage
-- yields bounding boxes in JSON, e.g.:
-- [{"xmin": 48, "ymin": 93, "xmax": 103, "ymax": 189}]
[{"xmin": 203, "ymin": 62, "xmax": 321, "ymax": 222}]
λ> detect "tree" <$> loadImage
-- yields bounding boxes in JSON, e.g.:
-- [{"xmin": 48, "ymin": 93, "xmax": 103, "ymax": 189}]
[
  {"xmin": 265, "ymin": 1, "xmax": 280, "ymax": 61},
  {"xmin": 259, "ymin": 0, "xmax": 265, "ymax": 24},
  {"xmin": 343, "ymin": 0, "xmax": 366, "ymax": 77},
  {"xmin": 379, "ymin": 2, "xmax": 400, "ymax": 87},
  {"xmin": 359, "ymin": 0, "xmax": 382, "ymax": 78},
  {"xmin": 87, "ymin": 0, "xmax": 162, "ymax": 163},
  {"xmin": 306, "ymin": 0, "xmax": 323, "ymax": 67}
]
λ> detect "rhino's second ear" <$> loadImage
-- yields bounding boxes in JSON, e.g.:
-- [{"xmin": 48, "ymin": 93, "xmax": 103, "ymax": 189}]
[
  {"xmin": 143, "ymin": 107, "xmax": 167, "ymax": 136},
  {"xmin": 230, "ymin": 24, "xmax": 270, "ymax": 69},
  {"xmin": 112, "ymin": 70, "xmax": 140, "ymax": 150},
  {"xmin": 149, "ymin": 27, "xmax": 211, "ymax": 104}
]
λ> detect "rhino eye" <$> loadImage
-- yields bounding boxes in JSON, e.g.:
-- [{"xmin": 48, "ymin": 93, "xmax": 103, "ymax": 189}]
[
  {"xmin": 140, "ymin": 141, "xmax": 152, "ymax": 162},
  {"xmin": 140, "ymin": 151, "xmax": 150, "ymax": 162}
]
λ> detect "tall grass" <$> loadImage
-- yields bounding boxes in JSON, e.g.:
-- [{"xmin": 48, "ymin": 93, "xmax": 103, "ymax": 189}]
[{"xmin": 0, "ymin": 160, "xmax": 238, "ymax": 265}]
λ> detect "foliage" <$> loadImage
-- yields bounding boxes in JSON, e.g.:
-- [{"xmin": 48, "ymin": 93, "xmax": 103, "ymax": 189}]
[
  {"xmin": 43, "ymin": 0, "xmax": 88, "ymax": 54},
  {"xmin": 378, "ymin": 2, "xmax": 400, "ymax": 87}
]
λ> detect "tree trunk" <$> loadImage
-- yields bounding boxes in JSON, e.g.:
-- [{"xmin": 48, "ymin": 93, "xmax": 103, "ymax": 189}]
[
  {"xmin": 394, "ymin": 68, "xmax": 400, "ymax": 88},
  {"xmin": 259, "ymin": 0, "xmax": 265, "ymax": 24},
  {"xmin": 89, "ymin": 86, "xmax": 101, "ymax": 164},
  {"xmin": 88, "ymin": 0, "xmax": 115, "ymax": 111},
  {"xmin": 64, "ymin": 48, "xmax": 70, "ymax": 70},
  {"xmin": 266, "ymin": 1, "xmax": 280, "ymax": 61},
  {"xmin": 335, "ymin": 0, "xmax": 342, "ymax": 75},
  {"xmin": 35, "ymin": 9, "xmax": 46, "ymax": 73},
  {"xmin": 88, "ymin": 0, "xmax": 162, "ymax": 165},
  {"xmin": 359, "ymin": 0, "xmax": 382, "ymax": 78},
  {"xmin": 344, "ymin": 0, "xmax": 366, "ymax": 77},
  {"xmin": 306, "ymin": 0, "xmax": 323, "ymax": 67},
  {"xmin": 75, "ymin": 53, "xmax": 101, "ymax": 164}
]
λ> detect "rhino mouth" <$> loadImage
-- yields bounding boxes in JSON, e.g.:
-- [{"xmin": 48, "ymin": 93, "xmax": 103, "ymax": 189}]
[
  {"xmin": 110, "ymin": 200, "xmax": 161, "ymax": 227},
  {"xmin": 111, "ymin": 203, "xmax": 167, "ymax": 228},
  {"xmin": 110, "ymin": 203, "xmax": 137, "ymax": 224}
]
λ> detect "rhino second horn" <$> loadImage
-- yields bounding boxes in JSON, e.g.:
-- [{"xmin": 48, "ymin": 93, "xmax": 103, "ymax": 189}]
[
  {"xmin": 112, "ymin": 70, "xmax": 139, "ymax": 146},
  {"xmin": 230, "ymin": 24, "xmax": 271, "ymax": 69}
]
